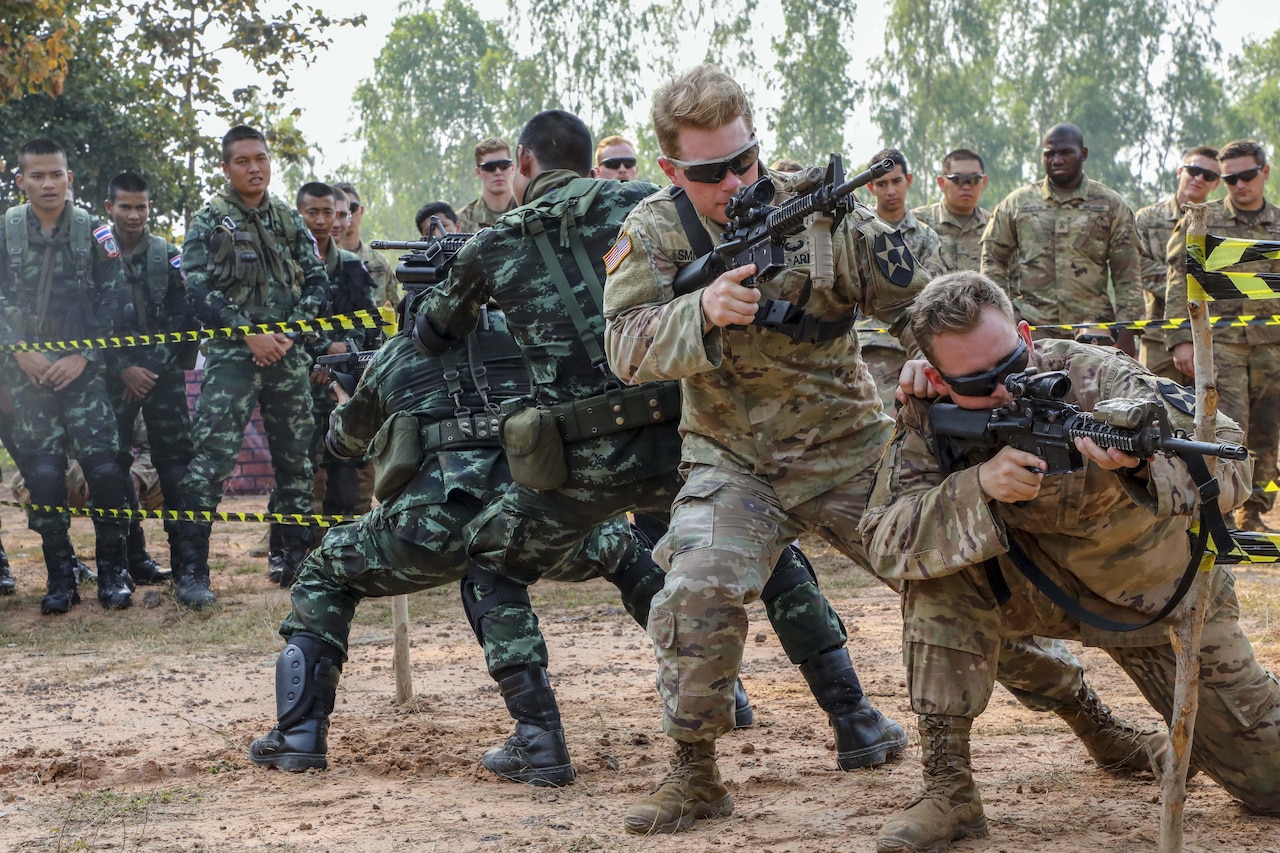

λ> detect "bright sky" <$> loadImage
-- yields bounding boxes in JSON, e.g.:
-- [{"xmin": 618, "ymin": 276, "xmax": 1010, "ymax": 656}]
[{"xmin": 248, "ymin": 0, "xmax": 1279, "ymax": 177}]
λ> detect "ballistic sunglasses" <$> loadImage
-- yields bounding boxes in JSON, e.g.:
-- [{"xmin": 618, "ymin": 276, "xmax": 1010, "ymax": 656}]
[
  {"xmin": 943, "ymin": 172, "xmax": 986, "ymax": 187},
  {"xmin": 479, "ymin": 159, "xmax": 514, "ymax": 172},
  {"xmin": 600, "ymin": 157, "xmax": 638, "ymax": 170},
  {"xmin": 1180, "ymin": 164, "xmax": 1220, "ymax": 182},
  {"xmin": 937, "ymin": 338, "xmax": 1029, "ymax": 397},
  {"xmin": 1223, "ymin": 166, "xmax": 1263, "ymax": 186},
  {"xmin": 665, "ymin": 138, "xmax": 761, "ymax": 184}
]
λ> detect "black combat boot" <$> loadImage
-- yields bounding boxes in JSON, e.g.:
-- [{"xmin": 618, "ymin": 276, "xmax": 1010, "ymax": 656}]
[
  {"xmin": 482, "ymin": 664, "xmax": 576, "ymax": 787},
  {"xmin": 39, "ymin": 532, "xmax": 80, "ymax": 615},
  {"xmin": 125, "ymin": 519, "xmax": 170, "ymax": 586},
  {"xmin": 734, "ymin": 679, "xmax": 755, "ymax": 727},
  {"xmin": 250, "ymin": 632, "xmax": 344, "ymax": 771},
  {"xmin": 94, "ymin": 528, "xmax": 133, "ymax": 610},
  {"xmin": 266, "ymin": 523, "xmax": 286, "ymax": 584},
  {"xmin": 0, "ymin": 535, "xmax": 14, "ymax": 596},
  {"xmin": 172, "ymin": 521, "xmax": 216, "ymax": 610},
  {"xmin": 277, "ymin": 524, "xmax": 314, "ymax": 589},
  {"xmin": 73, "ymin": 555, "xmax": 97, "ymax": 585},
  {"xmin": 800, "ymin": 647, "xmax": 908, "ymax": 770}
]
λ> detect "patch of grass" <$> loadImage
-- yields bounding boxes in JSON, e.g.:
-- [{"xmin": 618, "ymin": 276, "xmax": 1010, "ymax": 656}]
[{"xmin": 44, "ymin": 787, "xmax": 203, "ymax": 853}]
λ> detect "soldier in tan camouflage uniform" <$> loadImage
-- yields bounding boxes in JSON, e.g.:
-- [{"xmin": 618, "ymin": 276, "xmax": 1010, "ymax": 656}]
[
  {"xmin": 1134, "ymin": 146, "xmax": 1220, "ymax": 383},
  {"xmin": 1165, "ymin": 139, "xmax": 1280, "ymax": 532},
  {"xmin": 861, "ymin": 148, "xmax": 944, "ymax": 408},
  {"xmin": 982, "ymin": 123, "xmax": 1142, "ymax": 356},
  {"xmin": 335, "ymin": 182, "xmax": 396, "ymax": 307},
  {"xmin": 913, "ymin": 148, "xmax": 991, "ymax": 274},
  {"xmin": 455, "ymin": 137, "xmax": 518, "ymax": 232},
  {"xmin": 861, "ymin": 271, "xmax": 1280, "ymax": 853}
]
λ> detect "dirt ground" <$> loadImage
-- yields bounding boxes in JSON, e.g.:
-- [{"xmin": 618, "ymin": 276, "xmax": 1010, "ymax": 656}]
[{"xmin": 1, "ymin": 498, "xmax": 1279, "ymax": 853}]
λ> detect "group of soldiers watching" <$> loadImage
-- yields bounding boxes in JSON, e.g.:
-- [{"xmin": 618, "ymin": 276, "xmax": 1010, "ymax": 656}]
[{"xmin": 3, "ymin": 61, "xmax": 1279, "ymax": 853}]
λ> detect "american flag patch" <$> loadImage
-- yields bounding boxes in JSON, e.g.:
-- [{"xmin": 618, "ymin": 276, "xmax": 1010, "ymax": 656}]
[
  {"xmin": 603, "ymin": 233, "xmax": 631, "ymax": 274},
  {"xmin": 92, "ymin": 223, "xmax": 119, "ymax": 258}
]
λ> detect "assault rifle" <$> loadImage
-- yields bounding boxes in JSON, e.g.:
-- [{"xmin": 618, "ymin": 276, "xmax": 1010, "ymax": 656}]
[
  {"xmin": 928, "ymin": 368, "xmax": 1247, "ymax": 475},
  {"xmin": 370, "ymin": 232, "xmax": 476, "ymax": 329},
  {"xmin": 314, "ymin": 338, "xmax": 376, "ymax": 397},
  {"xmin": 672, "ymin": 155, "xmax": 895, "ymax": 296}
]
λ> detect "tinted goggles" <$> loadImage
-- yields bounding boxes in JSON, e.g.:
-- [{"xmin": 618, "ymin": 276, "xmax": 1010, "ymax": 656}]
[
  {"xmin": 1180, "ymin": 164, "xmax": 1220, "ymax": 182},
  {"xmin": 943, "ymin": 172, "xmax": 985, "ymax": 187},
  {"xmin": 479, "ymin": 158, "xmax": 514, "ymax": 172},
  {"xmin": 600, "ymin": 157, "xmax": 637, "ymax": 170},
  {"xmin": 937, "ymin": 339, "xmax": 1029, "ymax": 397},
  {"xmin": 665, "ymin": 138, "xmax": 760, "ymax": 184},
  {"xmin": 1223, "ymin": 166, "xmax": 1263, "ymax": 186}
]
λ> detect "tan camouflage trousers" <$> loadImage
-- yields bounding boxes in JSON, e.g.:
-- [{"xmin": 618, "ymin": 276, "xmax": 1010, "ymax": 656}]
[
  {"xmin": 902, "ymin": 567, "xmax": 1280, "ymax": 812},
  {"xmin": 1212, "ymin": 341, "xmax": 1280, "ymax": 513}
]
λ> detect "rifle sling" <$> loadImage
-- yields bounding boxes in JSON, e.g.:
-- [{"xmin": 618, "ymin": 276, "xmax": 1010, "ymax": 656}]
[
  {"xmin": 672, "ymin": 188, "xmax": 714, "ymax": 257},
  {"xmin": 997, "ymin": 448, "xmax": 1230, "ymax": 633}
]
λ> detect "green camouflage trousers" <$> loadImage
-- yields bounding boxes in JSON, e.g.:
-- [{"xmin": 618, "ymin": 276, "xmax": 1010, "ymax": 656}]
[
  {"xmin": 182, "ymin": 341, "xmax": 313, "ymax": 514},
  {"xmin": 106, "ymin": 363, "xmax": 194, "ymax": 516},
  {"xmin": 1211, "ymin": 341, "xmax": 1280, "ymax": 513},
  {"xmin": 902, "ymin": 566, "xmax": 1280, "ymax": 813}
]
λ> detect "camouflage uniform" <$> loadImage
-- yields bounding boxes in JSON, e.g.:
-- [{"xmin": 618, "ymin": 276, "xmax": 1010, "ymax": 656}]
[
  {"xmin": 179, "ymin": 188, "xmax": 329, "ymax": 589},
  {"xmin": 107, "ymin": 228, "xmax": 196, "ymax": 552},
  {"xmin": 981, "ymin": 174, "xmax": 1142, "ymax": 339},
  {"xmin": 419, "ymin": 172, "xmax": 854, "ymax": 677},
  {"xmin": 913, "ymin": 201, "xmax": 989, "ymax": 273},
  {"xmin": 857, "ymin": 208, "xmax": 944, "ymax": 409},
  {"xmin": 456, "ymin": 195, "xmax": 517, "ymax": 233},
  {"xmin": 1164, "ymin": 196, "xmax": 1280, "ymax": 516},
  {"xmin": 0, "ymin": 201, "xmax": 133, "ymax": 610},
  {"xmin": 861, "ymin": 339, "xmax": 1280, "ymax": 813},
  {"xmin": 1133, "ymin": 196, "xmax": 1184, "ymax": 382},
  {"xmin": 603, "ymin": 176, "xmax": 930, "ymax": 744},
  {"xmin": 351, "ymin": 239, "xmax": 397, "ymax": 307}
]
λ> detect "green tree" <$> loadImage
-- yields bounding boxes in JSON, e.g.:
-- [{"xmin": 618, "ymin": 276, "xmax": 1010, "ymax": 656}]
[
  {"xmin": 768, "ymin": 0, "xmax": 858, "ymax": 167},
  {"xmin": 0, "ymin": 0, "xmax": 80, "ymax": 103},
  {"xmin": 1224, "ymin": 27, "xmax": 1280, "ymax": 202}
]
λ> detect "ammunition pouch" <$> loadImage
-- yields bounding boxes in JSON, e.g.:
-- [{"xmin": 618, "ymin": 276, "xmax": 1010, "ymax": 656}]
[
  {"xmin": 421, "ymin": 412, "xmax": 503, "ymax": 451},
  {"xmin": 500, "ymin": 406, "xmax": 568, "ymax": 491},
  {"xmin": 548, "ymin": 382, "xmax": 681, "ymax": 442},
  {"xmin": 366, "ymin": 411, "xmax": 423, "ymax": 502}
]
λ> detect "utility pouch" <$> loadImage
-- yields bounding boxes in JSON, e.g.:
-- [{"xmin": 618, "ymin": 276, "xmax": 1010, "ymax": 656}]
[
  {"xmin": 500, "ymin": 406, "xmax": 568, "ymax": 490},
  {"xmin": 367, "ymin": 410, "xmax": 423, "ymax": 501}
]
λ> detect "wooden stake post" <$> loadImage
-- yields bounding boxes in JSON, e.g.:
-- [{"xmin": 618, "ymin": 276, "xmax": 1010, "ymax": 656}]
[
  {"xmin": 1158, "ymin": 202, "xmax": 1216, "ymax": 852},
  {"xmin": 392, "ymin": 594, "xmax": 413, "ymax": 704}
]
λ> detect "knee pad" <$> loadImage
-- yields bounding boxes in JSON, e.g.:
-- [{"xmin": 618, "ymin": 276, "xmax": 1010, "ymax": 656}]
[
  {"xmin": 23, "ymin": 454, "xmax": 67, "ymax": 507},
  {"xmin": 80, "ymin": 452, "xmax": 128, "ymax": 509},
  {"xmin": 276, "ymin": 632, "xmax": 343, "ymax": 729},
  {"xmin": 459, "ymin": 566, "xmax": 532, "ymax": 644},
  {"xmin": 761, "ymin": 543, "xmax": 819, "ymax": 605}
]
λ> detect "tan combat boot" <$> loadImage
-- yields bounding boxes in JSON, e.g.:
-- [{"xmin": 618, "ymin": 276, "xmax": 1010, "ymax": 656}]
[
  {"xmin": 624, "ymin": 739, "xmax": 733, "ymax": 834},
  {"xmin": 876, "ymin": 715, "xmax": 986, "ymax": 853},
  {"xmin": 1055, "ymin": 684, "xmax": 1168, "ymax": 774}
]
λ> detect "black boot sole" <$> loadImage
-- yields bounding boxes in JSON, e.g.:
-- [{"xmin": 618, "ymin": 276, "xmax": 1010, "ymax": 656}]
[
  {"xmin": 482, "ymin": 761, "xmax": 576, "ymax": 787},
  {"xmin": 249, "ymin": 750, "xmax": 328, "ymax": 772}
]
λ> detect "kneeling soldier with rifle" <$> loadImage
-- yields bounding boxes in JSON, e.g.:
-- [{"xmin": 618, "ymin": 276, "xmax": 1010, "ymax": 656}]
[{"xmin": 860, "ymin": 270, "xmax": 1280, "ymax": 853}]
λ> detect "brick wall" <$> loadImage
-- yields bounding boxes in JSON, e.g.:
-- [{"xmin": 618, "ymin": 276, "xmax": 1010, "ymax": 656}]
[{"xmin": 184, "ymin": 370, "xmax": 276, "ymax": 495}]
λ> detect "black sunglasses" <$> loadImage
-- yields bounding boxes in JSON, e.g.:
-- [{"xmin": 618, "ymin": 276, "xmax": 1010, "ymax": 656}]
[
  {"xmin": 665, "ymin": 138, "xmax": 760, "ymax": 184},
  {"xmin": 348, "ymin": 201, "xmax": 361, "ymax": 213},
  {"xmin": 937, "ymin": 338, "xmax": 1029, "ymax": 397},
  {"xmin": 1223, "ymin": 166, "xmax": 1263, "ymax": 186},
  {"xmin": 943, "ymin": 172, "xmax": 985, "ymax": 187},
  {"xmin": 479, "ymin": 159, "xmax": 514, "ymax": 173},
  {"xmin": 600, "ymin": 157, "xmax": 637, "ymax": 170},
  {"xmin": 1181, "ymin": 164, "xmax": 1220, "ymax": 182}
]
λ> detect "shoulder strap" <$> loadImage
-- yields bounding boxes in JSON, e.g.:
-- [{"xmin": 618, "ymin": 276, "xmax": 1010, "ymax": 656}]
[
  {"xmin": 70, "ymin": 209, "xmax": 93, "ymax": 289},
  {"xmin": 671, "ymin": 187, "xmax": 714, "ymax": 257},
  {"xmin": 5, "ymin": 204, "xmax": 27, "ymax": 281}
]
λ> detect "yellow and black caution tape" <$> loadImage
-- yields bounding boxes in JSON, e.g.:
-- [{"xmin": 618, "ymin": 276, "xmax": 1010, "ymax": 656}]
[
  {"xmin": 1208, "ymin": 527, "xmax": 1280, "ymax": 565},
  {"xmin": 1201, "ymin": 235, "xmax": 1280, "ymax": 271},
  {"xmin": 0, "ymin": 307, "xmax": 398, "ymax": 354},
  {"xmin": 0, "ymin": 499, "xmax": 356, "ymax": 527},
  {"xmin": 1186, "ymin": 233, "xmax": 1280, "ymax": 301}
]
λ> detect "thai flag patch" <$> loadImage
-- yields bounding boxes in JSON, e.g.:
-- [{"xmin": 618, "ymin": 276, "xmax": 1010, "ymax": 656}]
[
  {"xmin": 93, "ymin": 223, "xmax": 119, "ymax": 258},
  {"xmin": 603, "ymin": 233, "xmax": 631, "ymax": 274},
  {"xmin": 170, "ymin": 252, "xmax": 182, "ymax": 268}
]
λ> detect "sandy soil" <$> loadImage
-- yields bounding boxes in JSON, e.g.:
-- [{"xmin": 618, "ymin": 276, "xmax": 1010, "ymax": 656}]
[{"xmin": 1, "ymin": 499, "xmax": 1278, "ymax": 853}]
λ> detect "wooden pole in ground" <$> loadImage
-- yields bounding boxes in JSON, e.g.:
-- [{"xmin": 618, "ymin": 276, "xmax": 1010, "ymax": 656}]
[
  {"xmin": 1159, "ymin": 202, "xmax": 1217, "ymax": 852},
  {"xmin": 392, "ymin": 594, "xmax": 413, "ymax": 704}
]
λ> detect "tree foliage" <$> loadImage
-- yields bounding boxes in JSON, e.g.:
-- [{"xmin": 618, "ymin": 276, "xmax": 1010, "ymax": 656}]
[{"xmin": 0, "ymin": 0, "xmax": 80, "ymax": 103}]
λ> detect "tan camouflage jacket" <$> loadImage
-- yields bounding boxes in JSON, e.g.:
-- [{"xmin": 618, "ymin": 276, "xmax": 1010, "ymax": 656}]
[
  {"xmin": 1164, "ymin": 197, "xmax": 1280, "ymax": 348},
  {"xmin": 353, "ymin": 239, "xmax": 397, "ymax": 306},
  {"xmin": 603, "ymin": 175, "xmax": 929, "ymax": 509},
  {"xmin": 1134, "ymin": 195, "xmax": 1181, "ymax": 347},
  {"xmin": 981, "ymin": 175, "xmax": 1142, "ymax": 329},
  {"xmin": 859, "ymin": 208, "xmax": 943, "ymax": 352},
  {"xmin": 456, "ymin": 195, "xmax": 516, "ymax": 232},
  {"xmin": 913, "ymin": 201, "xmax": 989, "ymax": 273},
  {"xmin": 860, "ymin": 340, "xmax": 1250, "ymax": 642}
]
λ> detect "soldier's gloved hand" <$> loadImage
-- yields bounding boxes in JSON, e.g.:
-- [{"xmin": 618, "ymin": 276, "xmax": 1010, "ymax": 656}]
[
  {"xmin": 977, "ymin": 446, "xmax": 1046, "ymax": 503},
  {"xmin": 700, "ymin": 264, "xmax": 760, "ymax": 330},
  {"xmin": 42, "ymin": 354, "xmax": 89, "ymax": 392},
  {"xmin": 245, "ymin": 332, "xmax": 288, "ymax": 367}
]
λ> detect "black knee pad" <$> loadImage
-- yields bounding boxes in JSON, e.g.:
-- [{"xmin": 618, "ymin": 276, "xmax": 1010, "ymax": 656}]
[
  {"xmin": 276, "ymin": 632, "xmax": 344, "ymax": 729},
  {"xmin": 761, "ymin": 542, "xmax": 819, "ymax": 605},
  {"xmin": 631, "ymin": 513, "xmax": 670, "ymax": 550},
  {"xmin": 23, "ymin": 454, "xmax": 67, "ymax": 507},
  {"xmin": 80, "ymin": 452, "xmax": 128, "ymax": 509},
  {"xmin": 459, "ymin": 566, "xmax": 532, "ymax": 644}
]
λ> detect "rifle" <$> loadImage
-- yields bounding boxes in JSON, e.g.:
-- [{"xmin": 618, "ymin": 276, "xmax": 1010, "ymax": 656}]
[
  {"xmin": 928, "ymin": 367, "xmax": 1247, "ymax": 475},
  {"xmin": 314, "ymin": 338, "xmax": 377, "ymax": 397},
  {"xmin": 672, "ymin": 155, "xmax": 895, "ymax": 296},
  {"xmin": 370, "ymin": 233, "xmax": 476, "ymax": 329}
]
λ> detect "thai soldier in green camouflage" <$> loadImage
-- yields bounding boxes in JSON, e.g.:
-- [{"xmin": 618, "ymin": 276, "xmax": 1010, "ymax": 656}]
[
  {"xmin": 335, "ymin": 182, "xmax": 397, "ymax": 307},
  {"xmin": 981, "ymin": 123, "xmax": 1142, "ymax": 356},
  {"xmin": 0, "ymin": 138, "xmax": 135, "ymax": 614},
  {"xmin": 456, "ymin": 138, "xmax": 518, "ymax": 232},
  {"xmin": 862, "ymin": 148, "xmax": 944, "ymax": 409},
  {"xmin": 250, "ymin": 310, "xmax": 660, "ymax": 784},
  {"xmin": 862, "ymin": 271, "xmax": 1280, "ymax": 853},
  {"xmin": 418, "ymin": 110, "xmax": 872, "ymax": 788},
  {"xmin": 913, "ymin": 148, "xmax": 992, "ymax": 274},
  {"xmin": 1165, "ymin": 139, "xmax": 1280, "ymax": 533},
  {"xmin": 178, "ymin": 125, "xmax": 331, "ymax": 605},
  {"xmin": 1133, "ymin": 147, "xmax": 1221, "ymax": 384},
  {"xmin": 103, "ymin": 171, "xmax": 197, "ymax": 591}
]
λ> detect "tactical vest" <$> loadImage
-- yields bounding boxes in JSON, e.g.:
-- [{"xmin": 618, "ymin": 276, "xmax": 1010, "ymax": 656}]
[
  {"xmin": 203, "ymin": 194, "xmax": 302, "ymax": 318},
  {"xmin": 4, "ymin": 203, "xmax": 94, "ymax": 338}
]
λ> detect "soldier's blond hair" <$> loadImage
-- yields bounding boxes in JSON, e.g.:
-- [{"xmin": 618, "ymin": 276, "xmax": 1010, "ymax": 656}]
[
  {"xmin": 909, "ymin": 271, "xmax": 1015, "ymax": 361},
  {"xmin": 595, "ymin": 134, "xmax": 634, "ymax": 164},
  {"xmin": 473, "ymin": 137, "xmax": 510, "ymax": 166},
  {"xmin": 652, "ymin": 65, "xmax": 754, "ymax": 159}
]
